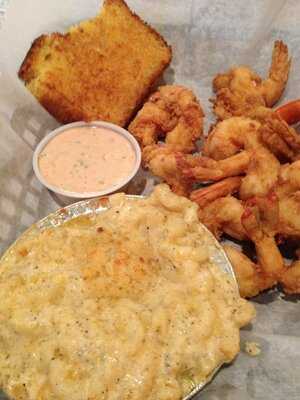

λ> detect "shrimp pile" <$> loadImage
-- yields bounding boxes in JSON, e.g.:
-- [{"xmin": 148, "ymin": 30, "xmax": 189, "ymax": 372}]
[
  {"xmin": 187, "ymin": 96, "xmax": 300, "ymax": 297},
  {"xmin": 190, "ymin": 113, "xmax": 300, "ymax": 296},
  {"xmin": 129, "ymin": 40, "xmax": 300, "ymax": 298}
]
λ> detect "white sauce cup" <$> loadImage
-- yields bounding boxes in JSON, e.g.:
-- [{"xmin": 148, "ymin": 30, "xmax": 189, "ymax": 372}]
[{"xmin": 33, "ymin": 121, "xmax": 142, "ymax": 199}]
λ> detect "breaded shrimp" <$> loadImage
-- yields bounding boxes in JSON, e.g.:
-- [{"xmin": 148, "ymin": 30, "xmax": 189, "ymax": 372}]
[
  {"xmin": 193, "ymin": 182, "xmax": 299, "ymax": 297},
  {"xmin": 239, "ymin": 146, "xmax": 280, "ymax": 200},
  {"xmin": 204, "ymin": 109, "xmax": 299, "ymax": 164},
  {"xmin": 179, "ymin": 144, "xmax": 279, "ymax": 201},
  {"xmin": 240, "ymin": 187, "xmax": 300, "ymax": 240},
  {"xmin": 128, "ymin": 85, "xmax": 204, "ymax": 153},
  {"xmin": 280, "ymin": 258, "xmax": 300, "ymax": 294},
  {"xmin": 276, "ymin": 160, "xmax": 300, "ymax": 198},
  {"xmin": 178, "ymin": 151, "xmax": 251, "ymax": 182},
  {"xmin": 224, "ymin": 245, "xmax": 276, "ymax": 298},
  {"xmin": 259, "ymin": 115, "xmax": 298, "ymax": 161},
  {"xmin": 278, "ymin": 192, "xmax": 300, "ymax": 239},
  {"xmin": 203, "ymin": 117, "xmax": 261, "ymax": 160},
  {"xmin": 198, "ymin": 196, "xmax": 247, "ymax": 241},
  {"xmin": 250, "ymin": 104, "xmax": 300, "ymax": 161},
  {"xmin": 241, "ymin": 202, "xmax": 285, "ymax": 280},
  {"xmin": 223, "ymin": 195, "xmax": 285, "ymax": 298},
  {"xmin": 142, "ymin": 145, "xmax": 193, "ymax": 196},
  {"xmin": 191, "ymin": 177, "xmax": 246, "ymax": 240},
  {"xmin": 213, "ymin": 67, "xmax": 266, "ymax": 120},
  {"xmin": 226, "ymin": 245, "xmax": 300, "ymax": 297},
  {"xmin": 212, "ymin": 41, "xmax": 291, "ymax": 120}
]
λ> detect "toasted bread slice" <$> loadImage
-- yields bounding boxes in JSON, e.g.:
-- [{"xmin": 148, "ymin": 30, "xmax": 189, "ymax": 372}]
[{"xmin": 19, "ymin": 0, "xmax": 172, "ymax": 126}]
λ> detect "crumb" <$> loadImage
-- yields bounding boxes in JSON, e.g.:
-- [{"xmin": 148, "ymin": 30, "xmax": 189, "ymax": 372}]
[{"xmin": 245, "ymin": 341, "xmax": 261, "ymax": 356}]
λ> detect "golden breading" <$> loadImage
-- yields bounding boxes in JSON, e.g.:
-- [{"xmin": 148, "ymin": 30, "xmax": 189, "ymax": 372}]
[{"xmin": 18, "ymin": 0, "xmax": 172, "ymax": 126}]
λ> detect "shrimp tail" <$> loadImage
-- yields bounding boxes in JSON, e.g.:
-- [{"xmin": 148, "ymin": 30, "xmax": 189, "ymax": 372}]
[
  {"xmin": 190, "ymin": 177, "xmax": 242, "ymax": 207},
  {"xmin": 261, "ymin": 40, "xmax": 291, "ymax": 107}
]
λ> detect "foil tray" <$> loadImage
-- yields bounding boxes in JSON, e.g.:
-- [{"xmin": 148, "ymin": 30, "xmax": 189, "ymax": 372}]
[{"xmin": 1, "ymin": 195, "xmax": 237, "ymax": 400}]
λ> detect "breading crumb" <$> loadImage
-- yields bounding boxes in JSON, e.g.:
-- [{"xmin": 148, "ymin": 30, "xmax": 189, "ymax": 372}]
[{"xmin": 245, "ymin": 341, "xmax": 261, "ymax": 356}]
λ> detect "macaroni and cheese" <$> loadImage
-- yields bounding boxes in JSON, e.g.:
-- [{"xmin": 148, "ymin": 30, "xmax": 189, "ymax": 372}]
[{"xmin": 0, "ymin": 184, "xmax": 255, "ymax": 400}]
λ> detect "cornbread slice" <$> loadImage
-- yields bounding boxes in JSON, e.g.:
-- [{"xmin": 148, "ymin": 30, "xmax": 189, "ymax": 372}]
[{"xmin": 18, "ymin": 0, "xmax": 172, "ymax": 126}]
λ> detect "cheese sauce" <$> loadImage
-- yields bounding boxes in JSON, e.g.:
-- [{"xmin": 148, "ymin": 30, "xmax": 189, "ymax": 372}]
[{"xmin": 38, "ymin": 126, "xmax": 136, "ymax": 193}]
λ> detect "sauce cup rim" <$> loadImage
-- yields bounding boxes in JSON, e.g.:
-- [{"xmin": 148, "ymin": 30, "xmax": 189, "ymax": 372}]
[{"xmin": 32, "ymin": 120, "xmax": 142, "ymax": 199}]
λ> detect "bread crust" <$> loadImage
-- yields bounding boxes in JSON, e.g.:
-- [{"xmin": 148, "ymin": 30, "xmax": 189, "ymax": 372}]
[{"xmin": 19, "ymin": 35, "xmax": 47, "ymax": 81}]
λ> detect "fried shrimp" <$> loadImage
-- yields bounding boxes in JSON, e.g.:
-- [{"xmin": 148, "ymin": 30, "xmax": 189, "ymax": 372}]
[
  {"xmin": 178, "ymin": 151, "xmax": 251, "ymax": 182},
  {"xmin": 199, "ymin": 116, "xmax": 280, "ymax": 198},
  {"xmin": 260, "ymin": 114, "xmax": 300, "ymax": 162},
  {"xmin": 142, "ymin": 145, "xmax": 193, "ymax": 196},
  {"xmin": 225, "ymin": 201, "xmax": 300, "ymax": 298},
  {"xmin": 191, "ymin": 178, "xmax": 246, "ymax": 240},
  {"xmin": 193, "ymin": 183, "xmax": 300, "ymax": 297},
  {"xmin": 224, "ymin": 195, "xmax": 285, "ymax": 298},
  {"xmin": 225, "ymin": 245, "xmax": 300, "ymax": 297},
  {"xmin": 247, "ymin": 103, "xmax": 300, "ymax": 161},
  {"xmin": 128, "ymin": 85, "xmax": 204, "ymax": 153},
  {"xmin": 224, "ymin": 245, "xmax": 275, "ymax": 298},
  {"xmin": 275, "ymin": 166, "xmax": 300, "ymax": 238},
  {"xmin": 238, "ymin": 184, "xmax": 300, "ymax": 241},
  {"xmin": 203, "ymin": 110, "xmax": 300, "ymax": 164},
  {"xmin": 239, "ymin": 146, "xmax": 280, "ymax": 200},
  {"xmin": 259, "ymin": 115, "xmax": 298, "ymax": 161},
  {"xmin": 276, "ymin": 160, "xmax": 300, "ymax": 198},
  {"xmin": 198, "ymin": 196, "xmax": 247, "ymax": 241},
  {"xmin": 280, "ymin": 257, "xmax": 300, "ymax": 294},
  {"xmin": 241, "ymin": 197, "xmax": 285, "ymax": 280},
  {"xmin": 278, "ymin": 192, "xmax": 300, "ymax": 239},
  {"xmin": 213, "ymin": 67, "xmax": 266, "ymax": 120},
  {"xmin": 203, "ymin": 117, "xmax": 261, "ymax": 160},
  {"xmin": 212, "ymin": 41, "xmax": 291, "ymax": 120},
  {"xmin": 179, "ymin": 145, "xmax": 279, "ymax": 201}
]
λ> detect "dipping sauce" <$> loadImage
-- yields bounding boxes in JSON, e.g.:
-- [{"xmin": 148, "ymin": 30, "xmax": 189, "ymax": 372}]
[{"xmin": 38, "ymin": 126, "xmax": 136, "ymax": 193}]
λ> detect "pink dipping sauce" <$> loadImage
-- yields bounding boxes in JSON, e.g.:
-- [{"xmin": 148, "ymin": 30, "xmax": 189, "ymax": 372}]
[{"xmin": 38, "ymin": 126, "xmax": 136, "ymax": 193}]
